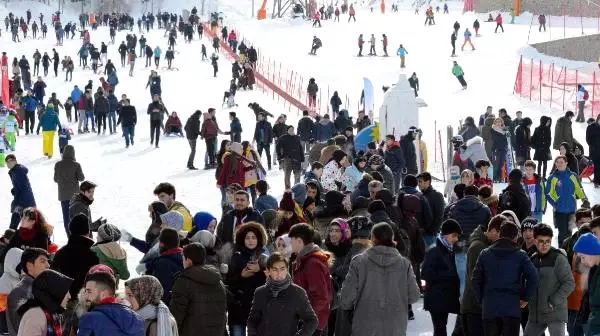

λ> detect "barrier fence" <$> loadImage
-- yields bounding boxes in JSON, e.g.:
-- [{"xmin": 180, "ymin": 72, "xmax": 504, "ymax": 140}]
[
  {"xmin": 513, "ymin": 56, "xmax": 600, "ymax": 118},
  {"xmin": 525, "ymin": 8, "xmax": 600, "ymax": 44},
  {"xmin": 205, "ymin": 22, "xmax": 360, "ymax": 116}
]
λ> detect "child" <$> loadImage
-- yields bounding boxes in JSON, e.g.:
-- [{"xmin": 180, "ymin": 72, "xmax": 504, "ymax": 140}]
[
  {"xmin": 64, "ymin": 96, "xmax": 74, "ymax": 122},
  {"xmin": 0, "ymin": 130, "xmax": 5, "ymax": 167},
  {"xmin": 523, "ymin": 160, "xmax": 546, "ymax": 222},
  {"xmin": 422, "ymin": 219, "xmax": 462, "ymax": 336},
  {"xmin": 58, "ymin": 125, "xmax": 72, "ymax": 154},
  {"xmin": 473, "ymin": 159, "xmax": 493, "ymax": 188},
  {"xmin": 3, "ymin": 111, "xmax": 18, "ymax": 151},
  {"xmin": 91, "ymin": 223, "xmax": 130, "ymax": 282}
]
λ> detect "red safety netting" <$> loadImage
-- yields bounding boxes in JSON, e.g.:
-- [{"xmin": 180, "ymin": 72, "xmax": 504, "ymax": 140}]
[{"xmin": 514, "ymin": 56, "xmax": 600, "ymax": 118}]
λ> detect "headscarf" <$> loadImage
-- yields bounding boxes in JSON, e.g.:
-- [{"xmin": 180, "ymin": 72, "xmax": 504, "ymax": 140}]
[{"xmin": 126, "ymin": 276, "xmax": 175, "ymax": 336}]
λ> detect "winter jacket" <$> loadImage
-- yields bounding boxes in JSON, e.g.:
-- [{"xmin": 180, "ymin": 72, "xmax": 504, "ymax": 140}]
[
  {"xmin": 515, "ymin": 124, "xmax": 531, "ymax": 163},
  {"xmin": 421, "ymin": 186, "xmax": 446, "ymax": 235},
  {"xmin": 272, "ymin": 122, "xmax": 288, "ymax": 139},
  {"xmin": 545, "ymin": 170, "xmax": 586, "ymax": 213},
  {"xmin": 587, "ymin": 122, "xmax": 600, "ymax": 159},
  {"xmin": 527, "ymin": 248, "xmax": 574, "ymax": 324},
  {"xmin": 165, "ymin": 115, "xmax": 183, "ymax": 130},
  {"xmin": 6, "ymin": 275, "xmax": 33, "ymax": 336},
  {"xmin": 253, "ymin": 120, "xmax": 273, "ymax": 144},
  {"xmin": 330, "ymin": 92, "xmax": 342, "ymax": 112},
  {"xmin": 77, "ymin": 303, "xmax": 144, "ymax": 336},
  {"xmin": 146, "ymin": 101, "xmax": 166, "ymax": 121},
  {"xmin": 340, "ymin": 246, "xmax": 420, "ymax": 336},
  {"xmin": 459, "ymin": 136, "xmax": 489, "ymax": 165},
  {"xmin": 553, "ymin": 116, "xmax": 575, "ymax": 150},
  {"xmin": 315, "ymin": 119, "xmax": 336, "ymax": 142},
  {"xmin": 200, "ymin": 117, "xmax": 219, "ymax": 139},
  {"xmin": 247, "ymin": 282, "xmax": 317, "ymax": 336},
  {"xmin": 5, "ymin": 229, "xmax": 48, "ymax": 253},
  {"xmin": 254, "ymin": 194, "xmax": 278, "ymax": 214},
  {"xmin": 52, "ymin": 235, "xmax": 99, "ymax": 298},
  {"xmin": 217, "ymin": 152, "xmax": 246, "ymax": 187},
  {"xmin": 69, "ymin": 192, "xmax": 93, "ymax": 227},
  {"xmin": 445, "ymin": 196, "xmax": 491, "ymax": 250},
  {"xmin": 334, "ymin": 115, "xmax": 352, "ymax": 133},
  {"xmin": 170, "ymin": 265, "xmax": 227, "ymax": 336},
  {"xmin": 107, "ymin": 94, "xmax": 118, "ymax": 113},
  {"xmin": 319, "ymin": 145, "xmax": 340, "ymax": 165},
  {"xmin": 216, "ymin": 208, "xmax": 264, "ymax": 245},
  {"xmin": 460, "ymin": 124, "xmax": 480, "ymax": 142},
  {"xmin": 226, "ymin": 249, "xmax": 267, "ymax": 325},
  {"xmin": 400, "ymin": 133, "xmax": 417, "ymax": 174},
  {"xmin": 146, "ymin": 248, "xmax": 184, "ymax": 303},
  {"xmin": 184, "ymin": 113, "xmax": 201, "ymax": 140},
  {"xmin": 321, "ymin": 160, "xmax": 344, "ymax": 192},
  {"xmin": 384, "ymin": 141, "xmax": 406, "ymax": 172},
  {"xmin": 423, "ymin": 238, "xmax": 460, "ymax": 314},
  {"xmin": 229, "ymin": 118, "xmax": 242, "ymax": 142},
  {"xmin": 452, "ymin": 64, "xmax": 464, "ymax": 77},
  {"xmin": 307, "ymin": 82, "xmax": 318, "ymax": 98},
  {"xmin": 21, "ymin": 95, "xmax": 38, "ymax": 112},
  {"xmin": 461, "ymin": 225, "xmax": 490, "ymax": 314},
  {"xmin": 0, "ymin": 248, "xmax": 23, "ymax": 314},
  {"xmin": 499, "ymin": 184, "xmax": 532, "ymax": 222},
  {"xmin": 364, "ymin": 164, "xmax": 395, "ymax": 192},
  {"xmin": 8, "ymin": 164, "xmax": 36, "ymax": 210},
  {"xmin": 297, "ymin": 116, "xmax": 314, "ymax": 142},
  {"xmin": 117, "ymin": 105, "xmax": 137, "ymax": 127},
  {"xmin": 342, "ymin": 164, "xmax": 363, "ymax": 191},
  {"xmin": 39, "ymin": 108, "xmax": 60, "ymax": 131},
  {"xmin": 276, "ymin": 134, "xmax": 304, "ymax": 162},
  {"xmin": 93, "ymin": 95, "xmax": 109, "ymax": 117},
  {"xmin": 471, "ymin": 238, "xmax": 539, "ymax": 319},
  {"xmin": 532, "ymin": 116, "xmax": 552, "ymax": 161},
  {"xmin": 91, "ymin": 242, "xmax": 130, "ymax": 281},
  {"xmin": 53, "ymin": 146, "xmax": 85, "ymax": 201},
  {"xmin": 293, "ymin": 244, "xmax": 332, "ymax": 330},
  {"xmin": 524, "ymin": 174, "xmax": 546, "ymax": 214}
]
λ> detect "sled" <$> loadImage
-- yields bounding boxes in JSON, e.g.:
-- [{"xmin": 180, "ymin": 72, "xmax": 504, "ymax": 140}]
[{"xmin": 580, "ymin": 164, "xmax": 595, "ymax": 183}]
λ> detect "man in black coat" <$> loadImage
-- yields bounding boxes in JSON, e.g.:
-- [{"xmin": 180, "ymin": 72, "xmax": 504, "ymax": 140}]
[
  {"xmin": 384, "ymin": 134, "xmax": 406, "ymax": 194},
  {"xmin": 184, "ymin": 110, "xmax": 201, "ymax": 170},
  {"xmin": 297, "ymin": 110, "xmax": 315, "ymax": 153},
  {"xmin": 499, "ymin": 169, "xmax": 532, "ymax": 222},
  {"xmin": 253, "ymin": 112, "xmax": 274, "ymax": 169},
  {"xmin": 400, "ymin": 127, "xmax": 418, "ymax": 175},
  {"xmin": 417, "ymin": 172, "xmax": 446, "ymax": 247},
  {"xmin": 116, "ymin": 98, "xmax": 137, "ymax": 148},
  {"xmin": 93, "ymin": 91, "xmax": 109, "ymax": 134},
  {"xmin": 586, "ymin": 117, "xmax": 600, "ymax": 187},
  {"xmin": 216, "ymin": 190, "xmax": 264, "ymax": 246},
  {"xmin": 276, "ymin": 125, "xmax": 305, "ymax": 189}
]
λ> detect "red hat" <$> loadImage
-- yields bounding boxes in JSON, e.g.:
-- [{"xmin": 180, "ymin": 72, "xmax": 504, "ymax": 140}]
[{"xmin": 279, "ymin": 191, "xmax": 295, "ymax": 212}]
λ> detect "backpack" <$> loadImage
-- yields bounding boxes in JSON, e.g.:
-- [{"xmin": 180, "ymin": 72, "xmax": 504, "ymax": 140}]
[
  {"xmin": 584, "ymin": 90, "xmax": 589, "ymax": 101},
  {"xmin": 398, "ymin": 193, "xmax": 426, "ymax": 264}
]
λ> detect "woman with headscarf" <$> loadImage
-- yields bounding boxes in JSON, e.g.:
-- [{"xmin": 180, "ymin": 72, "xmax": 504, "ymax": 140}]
[
  {"xmin": 6, "ymin": 207, "xmax": 51, "ymax": 254},
  {"xmin": 447, "ymin": 169, "xmax": 474, "ymax": 205},
  {"xmin": 125, "ymin": 275, "xmax": 178, "ymax": 336},
  {"xmin": 321, "ymin": 150, "xmax": 350, "ymax": 192},
  {"xmin": 342, "ymin": 156, "xmax": 366, "ymax": 192},
  {"xmin": 325, "ymin": 218, "xmax": 352, "ymax": 336}
]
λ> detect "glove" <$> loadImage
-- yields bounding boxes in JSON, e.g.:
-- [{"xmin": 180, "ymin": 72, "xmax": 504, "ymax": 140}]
[
  {"xmin": 90, "ymin": 217, "xmax": 107, "ymax": 232},
  {"xmin": 120, "ymin": 229, "xmax": 133, "ymax": 243},
  {"xmin": 135, "ymin": 263, "xmax": 147, "ymax": 275},
  {"xmin": 582, "ymin": 199, "xmax": 591, "ymax": 209}
]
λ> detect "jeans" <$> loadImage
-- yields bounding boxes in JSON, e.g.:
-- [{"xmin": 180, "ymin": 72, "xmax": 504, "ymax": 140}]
[
  {"xmin": 97, "ymin": 114, "xmax": 107, "ymax": 133},
  {"xmin": 229, "ymin": 325, "xmax": 246, "ymax": 336},
  {"xmin": 150, "ymin": 120, "xmax": 161, "ymax": 146},
  {"xmin": 122, "ymin": 126, "xmax": 135, "ymax": 147},
  {"xmin": 455, "ymin": 251, "xmax": 466, "ymax": 295},
  {"xmin": 554, "ymin": 211, "xmax": 572, "ymax": 247},
  {"xmin": 430, "ymin": 312, "xmax": 449, "ymax": 336},
  {"xmin": 25, "ymin": 110, "xmax": 35, "ymax": 133},
  {"xmin": 85, "ymin": 110, "xmax": 95, "ymax": 130},
  {"xmin": 188, "ymin": 139, "xmax": 197, "ymax": 167},
  {"xmin": 205, "ymin": 137, "xmax": 216, "ymax": 165},
  {"xmin": 256, "ymin": 142, "xmax": 271, "ymax": 168},
  {"xmin": 391, "ymin": 171, "xmax": 401, "ymax": 194},
  {"xmin": 61, "ymin": 200, "xmax": 70, "ymax": 236},
  {"xmin": 524, "ymin": 322, "xmax": 565, "ymax": 336},
  {"xmin": 464, "ymin": 313, "xmax": 484, "ymax": 336},
  {"xmin": 108, "ymin": 112, "xmax": 117, "ymax": 133},
  {"xmin": 483, "ymin": 317, "xmax": 520, "ymax": 336},
  {"xmin": 77, "ymin": 110, "xmax": 85, "ymax": 130}
]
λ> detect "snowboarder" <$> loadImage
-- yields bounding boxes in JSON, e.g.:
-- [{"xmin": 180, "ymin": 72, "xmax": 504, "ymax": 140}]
[
  {"xmin": 452, "ymin": 61, "xmax": 467, "ymax": 89},
  {"xmin": 461, "ymin": 28, "xmax": 475, "ymax": 51},
  {"xmin": 357, "ymin": 34, "xmax": 364, "ymax": 56},
  {"xmin": 396, "ymin": 44, "xmax": 408, "ymax": 68},
  {"xmin": 310, "ymin": 36, "xmax": 322, "ymax": 55},
  {"xmin": 450, "ymin": 31, "xmax": 457, "ymax": 57}
]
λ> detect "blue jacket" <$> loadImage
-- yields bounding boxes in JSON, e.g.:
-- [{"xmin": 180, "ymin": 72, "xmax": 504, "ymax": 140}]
[
  {"xmin": 149, "ymin": 77, "xmax": 161, "ymax": 96},
  {"xmin": 384, "ymin": 142, "xmax": 406, "ymax": 171},
  {"xmin": 524, "ymin": 174, "xmax": 546, "ymax": 214},
  {"xmin": 107, "ymin": 72, "xmax": 119, "ymax": 88},
  {"xmin": 471, "ymin": 238, "xmax": 539, "ymax": 319},
  {"xmin": 40, "ymin": 108, "xmax": 60, "ymax": 131},
  {"xmin": 8, "ymin": 164, "xmax": 36, "ymax": 210},
  {"xmin": 70, "ymin": 87, "xmax": 82, "ymax": 104},
  {"xmin": 315, "ymin": 119, "xmax": 336, "ymax": 142},
  {"xmin": 396, "ymin": 47, "xmax": 408, "ymax": 56},
  {"xmin": 545, "ymin": 170, "xmax": 585, "ymax": 213},
  {"xmin": 107, "ymin": 94, "xmax": 119, "ymax": 113},
  {"xmin": 77, "ymin": 303, "xmax": 144, "ymax": 336},
  {"xmin": 230, "ymin": 118, "xmax": 242, "ymax": 134},
  {"xmin": 32, "ymin": 81, "xmax": 46, "ymax": 100},
  {"xmin": 146, "ymin": 250, "xmax": 184, "ymax": 303},
  {"xmin": 445, "ymin": 196, "xmax": 491, "ymax": 248},
  {"xmin": 21, "ymin": 95, "xmax": 38, "ymax": 112},
  {"xmin": 153, "ymin": 47, "xmax": 162, "ymax": 57},
  {"xmin": 254, "ymin": 194, "xmax": 278, "ymax": 213}
]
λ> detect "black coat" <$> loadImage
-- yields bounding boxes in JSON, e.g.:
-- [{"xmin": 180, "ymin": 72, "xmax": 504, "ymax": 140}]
[
  {"xmin": 225, "ymin": 249, "xmax": 267, "ymax": 325},
  {"xmin": 247, "ymin": 283, "xmax": 317, "ymax": 336},
  {"xmin": 384, "ymin": 143, "xmax": 406, "ymax": 171},
  {"xmin": 184, "ymin": 113, "xmax": 201, "ymax": 140},
  {"xmin": 297, "ymin": 117, "xmax": 314, "ymax": 142},
  {"xmin": 117, "ymin": 105, "xmax": 137, "ymax": 127},
  {"xmin": 587, "ymin": 122, "xmax": 600, "ymax": 159},
  {"xmin": 52, "ymin": 235, "xmax": 99, "ymax": 298},
  {"xmin": 499, "ymin": 184, "xmax": 532, "ymax": 222},
  {"xmin": 532, "ymin": 116, "xmax": 552, "ymax": 161},
  {"xmin": 253, "ymin": 120, "xmax": 273, "ymax": 144},
  {"xmin": 400, "ymin": 133, "xmax": 417, "ymax": 174},
  {"xmin": 491, "ymin": 128, "xmax": 508, "ymax": 152},
  {"xmin": 514, "ymin": 125, "xmax": 531, "ymax": 163},
  {"xmin": 216, "ymin": 208, "xmax": 264, "ymax": 245},
  {"xmin": 421, "ymin": 186, "xmax": 446, "ymax": 235},
  {"xmin": 276, "ymin": 134, "xmax": 304, "ymax": 162},
  {"xmin": 93, "ymin": 95, "xmax": 109, "ymax": 116},
  {"xmin": 445, "ymin": 196, "xmax": 491, "ymax": 251},
  {"xmin": 422, "ymin": 238, "xmax": 460, "ymax": 314}
]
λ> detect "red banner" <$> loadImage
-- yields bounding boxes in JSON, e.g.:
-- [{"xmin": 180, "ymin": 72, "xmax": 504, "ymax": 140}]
[{"xmin": 0, "ymin": 54, "xmax": 9, "ymax": 106}]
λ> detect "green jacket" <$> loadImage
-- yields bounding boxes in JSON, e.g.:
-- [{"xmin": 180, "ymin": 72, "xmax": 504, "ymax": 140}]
[
  {"xmin": 461, "ymin": 224, "xmax": 489, "ymax": 314},
  {"xmin": 528, "ymin": 247, "xmax": 574, "ymax": 324},
  {"xmin": 91, "ymin": 242, "xmax": 130, "ymax": 280},
  {"xmin": 452, "ymin": 64, "xmax": 464, "ymax": 77}
]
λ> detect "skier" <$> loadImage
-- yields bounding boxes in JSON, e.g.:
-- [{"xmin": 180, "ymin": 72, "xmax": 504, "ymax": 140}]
[
  {"xmin": 461, "ymin": 28, "xmax": 475, "ymax": 51},
  {"xmin": 538, "ymin": 14, "xmax": 546, "ymax": 32},
  {"xmin": 450, "ymin": 31, "xmax": 457, "ymax": 57},
  {"xmin": 495, "ymin": 13, "xmax": 504, "ymax": 33},
  {"xmin": 357, "ymin": 34, "xmax": 364, "ymax": 56},
  {"xmin": 368, "ymin": 34, "xmax": 376, "ymax": 56},
  {"xmin": 313, "ymin": 11, "xmax": 322, "ymax": 27},
  {"xmin": 473, "ymin": 19, "xmax": 480, "ymax": 36},
  {"xmin": 210, "ymin": 53, "xmax": 219, "ymax": 77},
  {"xmin": 382, "ymin": 34, "xmax": 389, "ymax": 56},
  {"xmin": 118, "ymin": 41, "xmax": 127, "ymax": 66},
  {"xmin": 165, "ymin": 47, "xmax": 175, "ymax": 69},
  {"xmin": 310, "ymin": 36, "xmax": 322, "ymax": 55},
  {"xmin": 348, "ymin": 4, "xmax": 356, "ymax": 22},
  {"xmin": 452, "ymin": 61, "xmax": 467, "ymax": 89},
  {"xmin": 396, "ymin": 44, "xmax": 408, "ymax": 68}
]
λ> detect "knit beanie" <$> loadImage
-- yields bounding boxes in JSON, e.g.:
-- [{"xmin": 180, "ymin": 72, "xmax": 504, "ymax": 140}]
[
  {"xmin": 193, "ymin": 212, "xmax": 216, "ymax": 231},
  {"xmin": 441, "ymin": 219, "xmax": 463, "ymax": 236},
  {"xmin": 574, "ymin": 233, "xmax": 600, "ymax": 256},
  {"xmin": 348, "ymin": 216, "xmax": 373, "ymax": 240},
  {"xmin": 190, "ymin": 230, "xmax": 216, "ymax": 249},
  {"xmin": 69, "ymin": 214, "xmax": 90, "ymax": 236},
  {"xmin": 508, "ymin": 168, "xmax": 523, "ymax": 184},
  {"xmin": 330, "ymin": 218, "xmax": 349, "ymax": 241},
  {"xmin": 521, "ymin": 217, "xmax": 537, "ymax": 232},
  {"xmin": 159, "ymin": 211, "xmax": 184, "ymax": 231},
  {"xmin": 88, "ymin": 264, "xmax": 116, "ymax": 278},
  {"xmin": 291, "ymin": 183, "xmax": 308, "ymax": 205},
  {"xmin": 97, "ymin": 223, "xmax": 121, "ymax": 242},
  {"xmin": 279, "ymin": 191, "xmax": 295, "ymax": 212}
]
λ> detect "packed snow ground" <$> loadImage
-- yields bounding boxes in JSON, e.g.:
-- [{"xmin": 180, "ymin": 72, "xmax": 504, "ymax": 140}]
[{"xmin": 2, "ymin": 1, "xmax": 600, "ymax": 334}]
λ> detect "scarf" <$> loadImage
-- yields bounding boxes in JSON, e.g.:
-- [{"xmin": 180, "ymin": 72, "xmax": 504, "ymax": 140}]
[
  {"xmin": 297, "ymin": 243, "xmax": 319, "ymax": 259},
  {"xmin": 136, "ymin": 302, "xmax": 174, "ymax": 336},
  {"xmin": 19, "ymin": 227, "xmax": 36, "ymax": 241},
  {"xmin": 266, "ymin": 274, "xmax": 292, "ymax": 298},
  {"xmin": 438, "ymin": 236, "xmax": 454, "ymax": 252},
  {"xmin": 43, "ymin": 309, "xmax": 63, "ymax": 336}
]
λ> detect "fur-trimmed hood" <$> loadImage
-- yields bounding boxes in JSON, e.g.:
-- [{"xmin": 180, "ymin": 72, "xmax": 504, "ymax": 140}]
[{"xmin": 466, "ymin": 136, "xmax": 483, "ymax": 147}]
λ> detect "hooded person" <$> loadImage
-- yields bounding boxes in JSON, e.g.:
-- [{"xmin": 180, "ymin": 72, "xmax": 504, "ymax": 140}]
[
  {"xmin": 191, "ymin": 212, "xmax": 217, "ymax": 235},
  {"xmin": 144, "ymin": 228, "xmax": 184, "ymax": 304},
  {"xmin": 275, "ymin": 191, "xmax": 303, "ymax": 237},
  {"xmin": 91, "ymin": 223, "xmax": 130, "ymax": 281},
  {"xmin": 0, "ymin": 247, "xmax": 23, "ymax": 333},
  {"xmin": 189, "ymin": 230, "xmax": 224, "ymax": 271},
  {"xmin": 124, "ymin": 275, "xmax": 178, "ymax": 336},
  {"xmin": 459, "ymin": 136, "xmax": 489, "ymax": 169},
  {"xmin": 499, "ymin": 169, "xmax": 532, "ymax": 222},
  {"xmin": 365, "ymin": 154, "xmax": 395, "ymax": 192},
  {"xmin": 275, "ymin": 234, "xmax": 293, "ymax": 259}
]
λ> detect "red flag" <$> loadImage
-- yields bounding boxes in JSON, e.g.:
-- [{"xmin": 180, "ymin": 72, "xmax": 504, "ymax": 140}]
[{"xmin": 0, "ymin": 54, "xmax": 9, "ymax": 105}]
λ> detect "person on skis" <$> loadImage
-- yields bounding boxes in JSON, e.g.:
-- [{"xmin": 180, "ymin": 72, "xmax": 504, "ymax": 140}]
[
  {"xmin": 368, "ymin": 34, "xmax": 376, "ymax": 56},
  {"xmin": 357, "ymin": 34, "xmax": 364, "ymax": 56},
  {"xmin": 461, "ymin": 28, "xmax": 475, "ymax": 51},
  {"xmin": 396, "ymin": 44, "xmax": 408, "ymax": 68},
  {"xmin": 450, "ymin": 30, "xmax": 457, "ymax": 57},
  {"xmin": 382, "ymin": 34, "xmax": 389, "ymax": 56},
  {"xmin": 310, "ymin": 36, "xmax": 322, "ymax": 55}
]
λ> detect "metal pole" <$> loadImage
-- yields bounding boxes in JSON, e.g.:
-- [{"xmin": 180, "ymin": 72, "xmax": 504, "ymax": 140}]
[{"xmin": 252, "ymin": 0, "xmax": 255, "ymax": 17}]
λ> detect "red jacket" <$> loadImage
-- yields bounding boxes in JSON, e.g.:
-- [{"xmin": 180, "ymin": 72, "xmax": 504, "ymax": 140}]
[
  {"xmin": 496, "ymin": 14, "xmax": 503, "ymax": 24},
  {"xmin": 349, "ymin": 6, "xmax": 355, "ymax": 15},
  {"xmin": 217, "ymin": 152, "xmax": 246, "ymax": 186},
  {"xmin": 78, "ymin": 96, "xmax": 86, "ymax": 110},
  {"xmin": 358, "ymin": 37, "xmax": 364, "ymax": 46},
  {"xmin": 293, "ymin": 247, "xmax": 332, "ymax": 330},
  {"xmin": 473, "ymin": 176, "xmax": 493, "ymax": 189},
  {"xmin": 228, "ymin": 31, "xmax": 237, "ymax": 41},
  {"xmin": 335, "ymin": 8, "xmax": 340, "ymax": 16}
]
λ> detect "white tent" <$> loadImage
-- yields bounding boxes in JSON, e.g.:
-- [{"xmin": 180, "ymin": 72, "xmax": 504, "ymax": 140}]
[{"xmin": 378, "ymin": 73, "xmax": 419, "ymax": 141}]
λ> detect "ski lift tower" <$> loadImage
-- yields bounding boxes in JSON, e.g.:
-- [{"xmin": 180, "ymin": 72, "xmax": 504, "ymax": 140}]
[{"xmin": 271, "ymin": 0, "xmax": 295, "ymax": 17}]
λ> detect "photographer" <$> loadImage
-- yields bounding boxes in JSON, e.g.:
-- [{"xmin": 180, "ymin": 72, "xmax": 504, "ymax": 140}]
[{"xmin": 459, "ymin": 136, "xmax": 489, "ymax": 171}]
